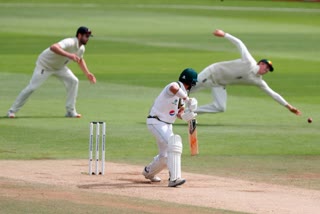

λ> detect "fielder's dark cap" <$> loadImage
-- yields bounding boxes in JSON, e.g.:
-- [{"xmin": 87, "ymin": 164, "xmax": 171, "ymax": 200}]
[
  {"xmin": 259, "ymin": 59, "xmax": 274, "ymax": 72},
  {"xmin": 76, "ymin": 26, "xmax": 93, "ymax": 37}
]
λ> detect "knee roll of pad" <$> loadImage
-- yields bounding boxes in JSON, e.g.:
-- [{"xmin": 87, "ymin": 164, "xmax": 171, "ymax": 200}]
[{"xmin": 168, "ymin": 135, "xmax": 182, "ymax": 153}]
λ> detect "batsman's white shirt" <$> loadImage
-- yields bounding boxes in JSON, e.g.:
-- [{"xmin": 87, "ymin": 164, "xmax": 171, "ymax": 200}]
[
  {"xmin": 37, "ymin": 37, "xmax": 85, "ymax": 70},
  {"xmin": 145, "ymin": 82, "xmax": 187, "ymax": 181},
  {"xmin": 195, "ymin": 33, "xmax": 288, "ymax": 106},
  {"xmin": 148, "ymin": 82, "xmax": 187, "ymax": 124}
]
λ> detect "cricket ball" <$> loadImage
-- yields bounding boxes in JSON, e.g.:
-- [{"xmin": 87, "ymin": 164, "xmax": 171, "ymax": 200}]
[{"xmin": 307, "ymin": 117, "xmax": 312, "ymax": 123}]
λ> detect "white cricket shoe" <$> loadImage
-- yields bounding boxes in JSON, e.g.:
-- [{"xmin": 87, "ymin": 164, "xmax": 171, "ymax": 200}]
[
  {"xmin": 7, "ymin": 110, "xmax": 15, "ymax": 118},
  {"xmin": 168, "ymin": 178, "xmax": 186, "ymax": 187},
  {"xmin": 65, "ymin": 112, "xmax": 81, "ymax": 118},
  {"xmin": 142, "ymin": 167, "xmax": 161, "ymax": 182}
]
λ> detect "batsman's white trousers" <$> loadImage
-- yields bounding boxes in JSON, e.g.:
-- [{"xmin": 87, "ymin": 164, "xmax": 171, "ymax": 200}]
[
  {"xmin": 147, "ymin": 121, "xmax": 173, "ymax": 159},
  {"xmin": 190, "ymin": 66, "xmax": 227, "ymax": 113},
  {"xmin": 9, "ymin": 65, "xmax": 79, "ymax": 113},
  {"xmin": 144, "ymin": 120, "xmax": 174, "ymax": 177}
]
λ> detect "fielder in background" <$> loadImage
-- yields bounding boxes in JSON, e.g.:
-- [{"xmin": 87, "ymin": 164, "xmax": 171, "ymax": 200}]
[
  {"xmin": 143, "ymin": 68, "xmax": 198, "ymax": 187},
  {"xmin": 7, "ymin": 26, "xmax": 96, "ymax": 118},
  {"xmin": 191, "ymin": 29, "xmax": 301, "ymax": 116}
]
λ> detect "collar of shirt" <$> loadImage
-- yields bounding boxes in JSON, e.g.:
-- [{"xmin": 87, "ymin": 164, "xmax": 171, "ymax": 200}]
[
  {"xmin": 177, "ymin": 81, "xmax": 187, "ymax": 91},
  {"xmin": 253, "ymin": 64, "xmax": 260, "ymax": 75}
]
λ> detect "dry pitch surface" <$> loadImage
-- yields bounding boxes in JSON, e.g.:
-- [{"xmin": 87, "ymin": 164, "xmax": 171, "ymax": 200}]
[{"xmin": 1, "ymin": 160, "xmax": 320, "ymax": 214}]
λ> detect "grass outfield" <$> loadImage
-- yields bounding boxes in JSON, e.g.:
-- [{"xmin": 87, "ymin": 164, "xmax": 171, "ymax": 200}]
[{"xmin": 0, "ymin": 0, "xmax": 320, "ymax": 212}]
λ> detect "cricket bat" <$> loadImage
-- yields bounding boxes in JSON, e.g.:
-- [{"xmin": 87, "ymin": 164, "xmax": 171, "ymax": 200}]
[{"xmin": 188, "ymin": 118, "xmax": 198, "ymax": 156}]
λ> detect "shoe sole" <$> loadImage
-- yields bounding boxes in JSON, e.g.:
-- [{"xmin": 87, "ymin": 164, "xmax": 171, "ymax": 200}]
[
  {"xmin": 65, "ymin": 114, "xmax": 81, "ymax": 118},
  {"xmin": 149, "ymin": 177, "xmax": 161, "ymax": 182},
  {"xmin": 142, "ymin": 167, "xmax": 161, "ymax": 182},
  {"xmin": 168, "ymin": 179, "xmax": 186, "ymax": 187}
]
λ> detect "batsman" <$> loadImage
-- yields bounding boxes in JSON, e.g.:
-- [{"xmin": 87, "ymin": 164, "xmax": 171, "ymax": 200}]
[{"xmin": 142, "ymin": 68, "xmax": 198, "ymax": 187}]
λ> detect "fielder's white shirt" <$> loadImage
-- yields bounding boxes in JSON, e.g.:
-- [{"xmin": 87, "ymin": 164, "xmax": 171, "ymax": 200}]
[
  {"xmin": 36, "ymin": 37, "xmax": 85, "ymax": 70},
  {"xmin": 204, "ymin": 33, "xmax": 288, "ymax": 106},
  {"xmin": 148, "ymin": 82, "xmax": 187, "ymax": 124}
]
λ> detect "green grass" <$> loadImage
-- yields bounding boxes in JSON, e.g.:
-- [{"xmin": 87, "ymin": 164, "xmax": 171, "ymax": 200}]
[{"xmin": 0, "ymin": 0, "xmax": 320, "ymax": 212}]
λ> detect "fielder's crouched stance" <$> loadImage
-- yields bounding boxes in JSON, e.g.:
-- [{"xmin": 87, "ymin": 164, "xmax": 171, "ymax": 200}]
[{"xmin": 143, "ymin": 68, "xmax": 198, "ymax": 187}]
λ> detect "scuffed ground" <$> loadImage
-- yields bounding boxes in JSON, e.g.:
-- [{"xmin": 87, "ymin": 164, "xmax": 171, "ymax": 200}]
[{"xmin": 1, "ymin": 160, "xmax": 320, "ymax": 214}]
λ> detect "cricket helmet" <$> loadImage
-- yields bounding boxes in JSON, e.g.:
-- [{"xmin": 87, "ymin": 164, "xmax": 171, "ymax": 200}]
[{"xmin": 179, "ymin": 68, "xmax": 198, "ymax": 86}]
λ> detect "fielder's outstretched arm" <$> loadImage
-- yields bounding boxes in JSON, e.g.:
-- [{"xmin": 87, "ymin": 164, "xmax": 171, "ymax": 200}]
[
  {"xmin": 286, "ymin": 104, "xmax": 301, "ymax": 115},
  {"xmin": 213, "ymin": 29, "xmax": 255, "ymax": 63},
  {"xmin": 258, "ymin": 81, "xmax": 301, "ymax": 116}
]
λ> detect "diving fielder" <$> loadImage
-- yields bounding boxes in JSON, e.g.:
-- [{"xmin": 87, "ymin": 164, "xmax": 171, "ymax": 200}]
[
  {"xmin": 191, "ymin": 29, "xmax": 301, "ymax": 116},
  {"xmin": 143, "ymin": 68, "xmax": 198, "ymax": 187}
]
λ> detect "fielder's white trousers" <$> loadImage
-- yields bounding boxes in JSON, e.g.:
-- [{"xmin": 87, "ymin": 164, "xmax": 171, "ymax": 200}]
[
  {"xmin": 9, "ymin": 65, "xmax": 79, "ymax": 114},
  {"xmin": 190, "ymin": 66, "xmax": 227, "ymax": 113}
]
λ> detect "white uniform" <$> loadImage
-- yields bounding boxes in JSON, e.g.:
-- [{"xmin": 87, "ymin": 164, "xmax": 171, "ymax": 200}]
[
  {"xmin": 144, "ymin": 81, "xmax": 187, "ymax": 180},
  {"xmin": 191, "ymin": 33, "xmax": 288, "ymax": 113},
  {"xmin": 9, "ymin": 37, "xmax": 84, "ymax": 114}
]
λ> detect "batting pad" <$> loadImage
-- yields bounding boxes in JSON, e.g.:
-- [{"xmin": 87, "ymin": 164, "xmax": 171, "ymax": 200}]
[{"xmin": 167, "ymin": 135, "xmax": 183, "ymax": 181}]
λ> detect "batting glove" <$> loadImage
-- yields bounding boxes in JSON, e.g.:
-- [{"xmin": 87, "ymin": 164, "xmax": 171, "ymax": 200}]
[
  {"xmin": 186, "ymin": 97, "xmax": 198, "ymax": 112},
  {"xmin": 181, "ymin": 111, "xmax": 197, "ymax": 122}
]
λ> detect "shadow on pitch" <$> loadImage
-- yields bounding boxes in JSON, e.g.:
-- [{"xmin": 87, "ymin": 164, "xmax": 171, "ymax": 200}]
[{"xmin": 77, "ymin": 179, "xmax": 164, "ymax": 189}]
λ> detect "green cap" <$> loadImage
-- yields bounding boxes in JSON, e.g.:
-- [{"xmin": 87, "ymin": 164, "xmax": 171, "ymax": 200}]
[
  {"xmin": 179, "ymin": 68, "xmax": 198, "ymax": 86},
  {"xmin": 259, "ymin": 59, "xmax": 274, "ymax": 72}
]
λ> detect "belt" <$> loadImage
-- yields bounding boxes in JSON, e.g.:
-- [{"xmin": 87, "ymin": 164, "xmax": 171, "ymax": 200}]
[{"xmin": 147, "ymin": 115, "xmax": 172, "ymax": 124}]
